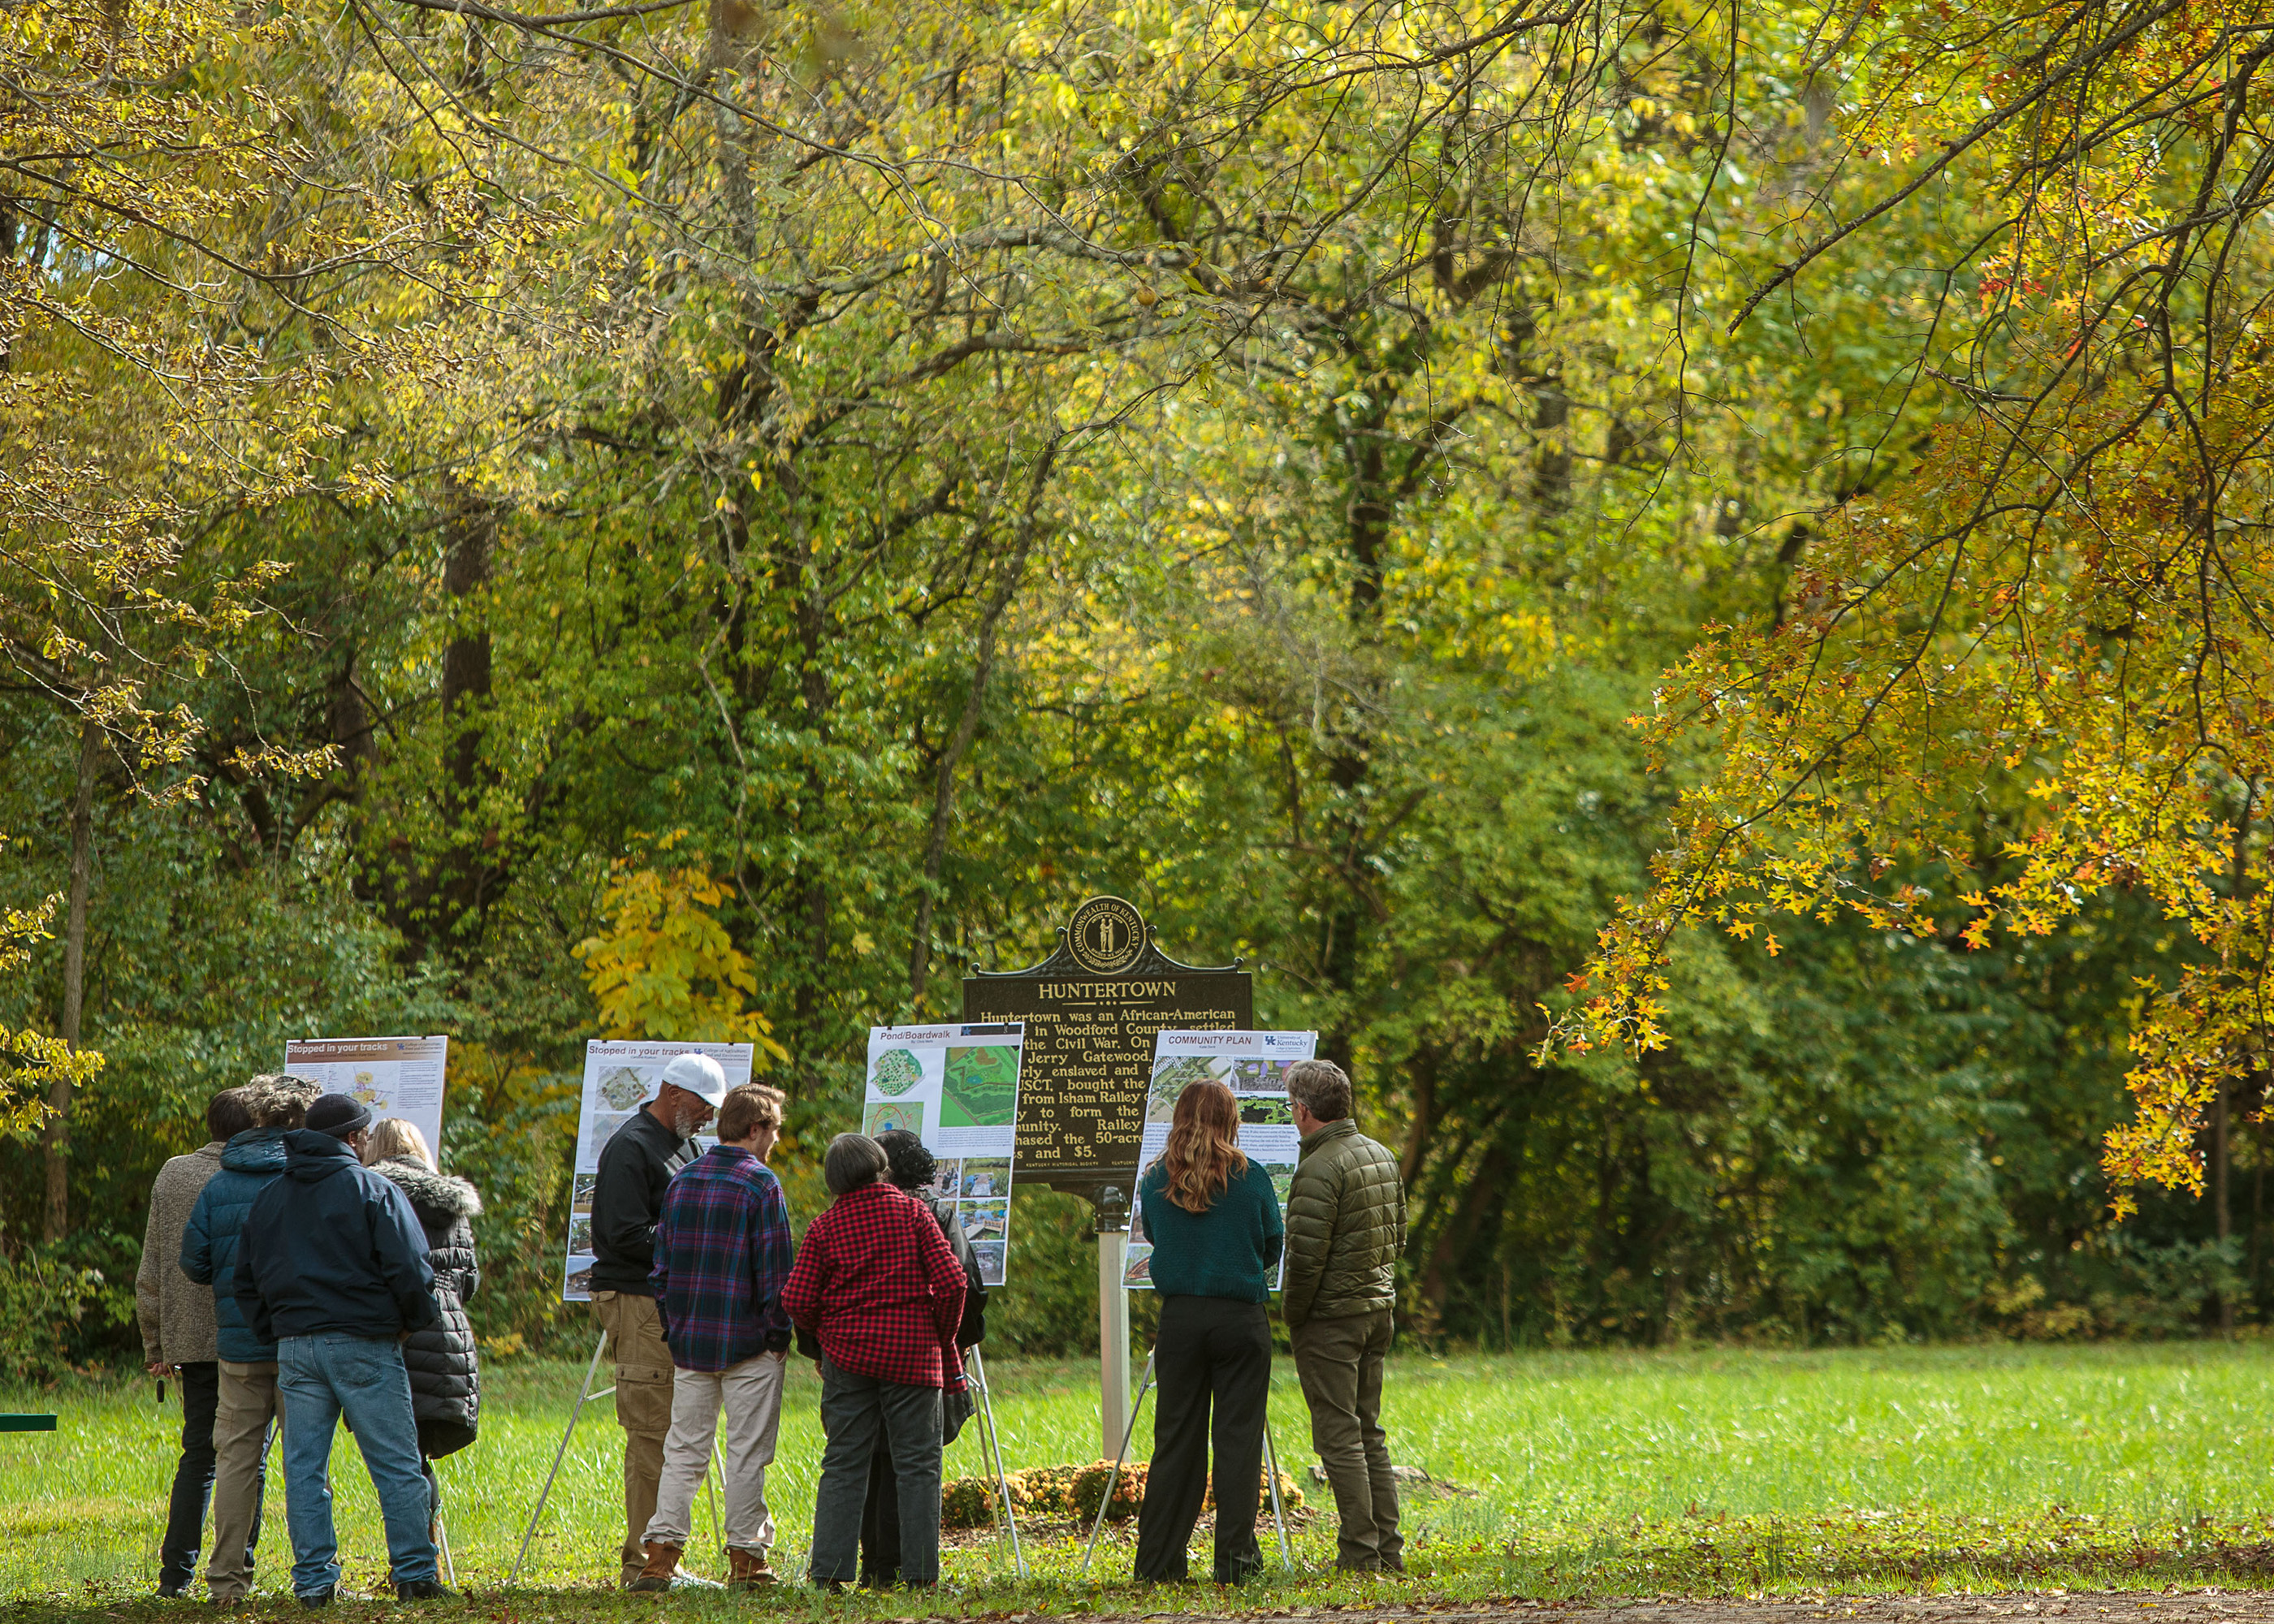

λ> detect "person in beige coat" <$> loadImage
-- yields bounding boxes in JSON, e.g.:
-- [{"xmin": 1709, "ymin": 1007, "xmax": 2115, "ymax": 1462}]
[{"xmin": 136, "ymin": 1086, "xmax": 256, "ymax": 1598}]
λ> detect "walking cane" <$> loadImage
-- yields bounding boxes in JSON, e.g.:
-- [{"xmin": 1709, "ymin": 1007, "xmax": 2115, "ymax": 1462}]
[{"xmin": 1079, "ymin": 1348, "xmax": 1156, "ymax": 1576}]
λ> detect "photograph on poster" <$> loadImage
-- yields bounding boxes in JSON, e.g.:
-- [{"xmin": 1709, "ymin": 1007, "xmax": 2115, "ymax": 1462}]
[
  {"xmin": 864, "ymin": 1099, "xmax": 924, "ymax": 1138},
  {"xmin": 927, "ymin": 1158, "xmax": 961, "ymax": 1202},
  {"xmin": 959, "ymin": 1157, "xmax": 1009, "ymax": 1198},
  {"xmin": 568, "ymin": 1215, "xmax": 594, "ymax": 1255},
  {"xmin": 598, "ymin": 1066, "xmax": 652, "ymax": 1110},
  {"xmin": 958, "ymin": 1200, "xmax": 1009, "ymax": 1242},
  {"xmin": 971, "ymin": 1240, "xmax": 1007, "ymax": 1287},
  {"xmin": 572, "ymin": 1173, "xmax": 597, "ymax": 1212},
  {"xmin": 871, "ymin": 1047, "xmax": 925, "ymax": 1098},
  {"xmin": 942, "ymin": 1045, "xmax": 1018, "ymax": 1127},
  {"xmin": 1147, "ymin": 1052, "xmax": 1232, "ymax": 1123}
]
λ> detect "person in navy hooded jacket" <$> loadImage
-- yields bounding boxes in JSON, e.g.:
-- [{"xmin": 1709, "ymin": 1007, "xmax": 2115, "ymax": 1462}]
[
  {"xmin": 182, "ymin": 1073, "xmax": 317, "ymax": 1605},
  {"xmin": 234, "ymin": 1092, "xmax": 450, "ymax": 1606}
]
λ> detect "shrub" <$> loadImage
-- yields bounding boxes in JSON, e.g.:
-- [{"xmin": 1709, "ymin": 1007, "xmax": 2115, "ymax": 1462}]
[
  {"xmin": 0, "ymin": 1225, "xmax": 136, "ymax": 1382},
  {"xmin": 938, "ymin": 1459, "xmax": 1299, "ymax": 1528}
]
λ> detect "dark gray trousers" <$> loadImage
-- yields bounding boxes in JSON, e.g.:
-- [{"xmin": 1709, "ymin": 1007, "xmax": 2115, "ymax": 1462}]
[{"xmin": 809, "ymin": 1357, "xmax": 943, "ymax": 1587}]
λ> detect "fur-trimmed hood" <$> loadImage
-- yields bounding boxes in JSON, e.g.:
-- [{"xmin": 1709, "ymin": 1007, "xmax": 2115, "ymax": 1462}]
[{"xmin": 371, "ymin": 1156, "xmax": 483, "ymax": 1220}]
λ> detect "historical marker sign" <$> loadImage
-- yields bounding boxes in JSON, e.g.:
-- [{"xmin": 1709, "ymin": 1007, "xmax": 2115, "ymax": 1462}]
[{"xmin": 963, "ymin": 895, "xmax": 1252, "ymax": 1205}]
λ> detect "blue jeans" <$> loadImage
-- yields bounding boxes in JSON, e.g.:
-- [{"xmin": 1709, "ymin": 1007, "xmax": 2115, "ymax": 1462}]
[{"xmin": 277, "ymin": 1336, "xmax": 436, "ymax": 1595}]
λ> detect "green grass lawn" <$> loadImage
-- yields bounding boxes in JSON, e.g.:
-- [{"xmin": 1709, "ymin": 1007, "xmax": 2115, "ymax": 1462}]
[{"xmin": 10, "ymin": 1341, "xmax": 2274, "ymax": 1618}]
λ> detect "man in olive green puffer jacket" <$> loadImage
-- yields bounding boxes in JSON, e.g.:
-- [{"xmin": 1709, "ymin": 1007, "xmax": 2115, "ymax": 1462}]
[{"xmin": 1282, "ymin": 1059, "xmax": 1408, "ymax": 1574}]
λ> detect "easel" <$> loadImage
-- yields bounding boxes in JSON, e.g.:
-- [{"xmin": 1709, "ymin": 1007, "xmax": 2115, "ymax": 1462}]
[
  {"xmin": 1079, "ymin": 1348, "xmax": 1291, "ymax": 1575},
  {"xmin": 508, "ymin": 1330, "xmax": 727, "ymax": 1587},
  {"xmin": 964, "ymin": 1347, "xmax": 1027, "ymax": 1578}
]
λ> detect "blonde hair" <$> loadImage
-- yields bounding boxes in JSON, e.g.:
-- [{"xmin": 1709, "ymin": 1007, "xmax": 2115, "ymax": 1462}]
[{"xmin": 365, "ymin": 1118, "xmax": 435, "ymax": 1171}]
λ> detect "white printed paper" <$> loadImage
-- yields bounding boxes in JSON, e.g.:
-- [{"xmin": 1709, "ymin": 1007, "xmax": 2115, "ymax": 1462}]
[
  {"xmin": 1123, "ymin": 1030, "xmax": 1316, "ymax": 1291},
  {"xmin": 562, "ymin": 1039, "xmax": 753, "ymax": 1302},
  {"xmin": 864, "ymin": 1023, "xmax": 1025, "ymax": 1285},
  {"xmin": 284, "ymin": 1037, "xmax": 447, "ymax": 1168}
]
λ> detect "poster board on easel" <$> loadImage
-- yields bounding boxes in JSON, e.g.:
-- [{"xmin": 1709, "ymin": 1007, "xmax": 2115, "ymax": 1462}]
[
  {"xmin": 1122, "ymin": 1029, "xmax": 1315, "ymax": 1291},
  {"xmin": 560, "ymin": 1039, "xmax": 751, "ymax": 1302},
  {"xmin": 862, "ymin": 1022, "xmax": 1023, "ymax": 1286},
  {"xmin": 283, "ymin": 1037, "xmax": 448, "ymax": 1160}
]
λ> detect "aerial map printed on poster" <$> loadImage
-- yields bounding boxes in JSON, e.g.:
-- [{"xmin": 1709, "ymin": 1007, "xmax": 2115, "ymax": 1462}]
[
  {"xmin": 864, "ymin": 1022, "xmax": 1025, "ymax": 1285},
  {"xmin": 560, "ymin": 1039, "xmax": 752, "ymax": 1302},
  {"xmin": 1123, "ymin": 1030, "xmax": 1316, "ymax": 1291}
]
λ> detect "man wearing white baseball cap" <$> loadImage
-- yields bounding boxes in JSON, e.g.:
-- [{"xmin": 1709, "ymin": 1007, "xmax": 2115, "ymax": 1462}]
[{"xmin": 589, "ymin": 1053, "xmax": 724, "ymax": 1587}]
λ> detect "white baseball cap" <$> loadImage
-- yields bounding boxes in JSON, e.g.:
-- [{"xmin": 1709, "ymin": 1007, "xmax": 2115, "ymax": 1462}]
[{"xmin": 659, "ymin": 1052, "xmax": 728, "ymax": 1107}]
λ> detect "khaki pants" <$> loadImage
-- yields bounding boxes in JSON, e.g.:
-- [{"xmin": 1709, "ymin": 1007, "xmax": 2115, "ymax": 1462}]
[
  {"xmin": 592, "ymin": 1292, "xmax": 675, "ymax": 1582},
  {"xmin": 1290, "ymin": 1310, "xmax": 1403, "ymax": 1570},
  {"xmin": 644, "ymin": 1351, "xmax": 786, "ymax": 1557},
  {"xmin": 207, "ymin": 1360, "xmax": 279, "ymax": 1602}
]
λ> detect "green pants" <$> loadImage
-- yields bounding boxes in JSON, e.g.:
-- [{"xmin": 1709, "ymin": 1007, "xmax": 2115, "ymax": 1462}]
[{"xmin": 1290, "ymin": 1310, "xmax": 1403, "ymax": 1570}]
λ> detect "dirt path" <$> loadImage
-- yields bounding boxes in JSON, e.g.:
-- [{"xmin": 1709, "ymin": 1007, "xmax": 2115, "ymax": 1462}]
[{"xmin": 1027, "ymin": 1595, "xmax": 2274, "ymax": 1624}]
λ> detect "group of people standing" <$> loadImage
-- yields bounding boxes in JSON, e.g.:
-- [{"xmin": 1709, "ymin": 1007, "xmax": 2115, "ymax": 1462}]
[
  {"xmin": 136, "ymin": 1047, "xmax": 1409, "ymax": 1600},
  {"xmin": 587, "ymin": 1052, "xmax": 984, "ymax": 1590},
  {"xmin": 588, "ymin": 1052, "xmax": 1409, "ymax": 1592},
  {"xmin": 139, "ymin": 1077, "xmax": 483, "ymax": 1606}
]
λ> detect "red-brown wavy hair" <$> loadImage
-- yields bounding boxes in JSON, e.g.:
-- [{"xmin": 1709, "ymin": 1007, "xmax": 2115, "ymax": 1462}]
[{"xmin": 1160, "ymin": 1080, "xmax": 1247, "ymax": 1212}]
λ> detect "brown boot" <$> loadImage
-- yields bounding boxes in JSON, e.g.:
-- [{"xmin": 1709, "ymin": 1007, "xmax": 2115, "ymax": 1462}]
[
  {"xmin": 727, "ymin": 1548, "xmax": 778, "ymax": 1589},
  {"xmin": 628, "ymin": 1540, "xmax": 682, "ymax": 1593}
]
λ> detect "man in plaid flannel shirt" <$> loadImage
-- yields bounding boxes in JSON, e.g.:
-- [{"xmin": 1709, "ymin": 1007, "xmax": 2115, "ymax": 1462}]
[
  {"xmin": 629, "ymin": 1082, "xmax": 793, "ymax": 1592},
  {"xmin": 784, "ymin": 1134, "xmax": 966, "ymax": 1589}
]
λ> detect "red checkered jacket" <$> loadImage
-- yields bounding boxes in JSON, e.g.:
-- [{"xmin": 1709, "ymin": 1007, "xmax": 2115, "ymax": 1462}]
[{"xmin": 781, "ymin": 1181, "xmax": 966, "ymax": 1391}]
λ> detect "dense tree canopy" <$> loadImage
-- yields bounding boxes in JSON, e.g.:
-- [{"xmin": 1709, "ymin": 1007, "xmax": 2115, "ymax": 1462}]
[{"xmin": 2, "ymin": 0, "xmax": 2270, "ymax": 1364}]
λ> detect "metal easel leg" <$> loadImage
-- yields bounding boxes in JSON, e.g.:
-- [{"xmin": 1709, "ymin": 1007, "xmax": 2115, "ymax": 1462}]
[
  {"xmin": 437, "ymin": 1514, "xmax": 457, "ymax": 1588},
  {"xmin": 968, "ymin": 1349, "xmax": 1026, "ymax": 1579},
  {"xmin": 1262, "ymin": 1415, "xmax": 1292, "ymax": 1570},
  {"xmin": 508, "ymin": 1329, "xmax": 611, "ymax": 1587},
  {"xmin": 1079, "ymin": 1349, "xmax": 1156, "ymax": 1577}
]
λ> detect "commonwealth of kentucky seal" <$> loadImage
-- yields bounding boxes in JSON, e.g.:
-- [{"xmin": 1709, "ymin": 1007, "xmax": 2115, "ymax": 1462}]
[{"xmin": 1066, "ymin": 894, "xmax": 1147, "ymax": 975}]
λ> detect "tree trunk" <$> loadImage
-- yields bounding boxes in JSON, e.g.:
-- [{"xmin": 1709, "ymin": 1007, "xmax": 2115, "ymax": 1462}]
[
  {"xmin": 44, "ymin": 716, "xmax": 101, "ymax": 1241},
  {"xmin": 2216, "ymin": 1078, "xmax": 2233, "ymax": 1332}
]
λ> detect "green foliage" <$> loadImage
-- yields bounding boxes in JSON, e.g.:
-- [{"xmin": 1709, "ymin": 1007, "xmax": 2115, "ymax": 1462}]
[
  {"xmin": 0, "ymin": 1226, "xmax": 134, "ymax": 1382},
  {"xmin": 5, "ymin": 0, "xmax": 2264, "ymax": 1361}
]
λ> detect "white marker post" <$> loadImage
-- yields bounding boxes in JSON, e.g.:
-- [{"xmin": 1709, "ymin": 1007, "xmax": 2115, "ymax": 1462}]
[{"xmin": 1096, "ymin": 1184, "xmax": 1132, "ymax": 1459}]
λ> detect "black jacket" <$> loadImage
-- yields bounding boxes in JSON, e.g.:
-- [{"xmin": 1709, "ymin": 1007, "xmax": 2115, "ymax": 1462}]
[
  {"xmin": 236, "ymin": 1131, "xmax": 439, "ymax": 1344},
  {"xmin": 589, "ymin": 1108, "xmax": 697, "ymax": 1296},
  {"xmin": 371, "ymin": 1158, "xmax": 483, "ymax": 1458},
  {"xmin": 937, "ymin": 1198, "xmax": 988, "ymax": 1350}
]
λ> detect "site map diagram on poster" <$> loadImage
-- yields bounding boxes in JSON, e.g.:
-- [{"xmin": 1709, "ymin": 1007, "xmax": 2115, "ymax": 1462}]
[
  {"xmin": 561, "ymin": 1039, "xmax": 753, "ymax": 1302},
  {"xmin": 864, "ymin": 1022, "xmax": 1024, "ymax": 1287},
  {"xmin": 1122, "ymin": 1030, "xmax": 1316, "ymax": 1291},
  {"xmin": 284, "ymin": 1038, "xmax": 448, "ymax": 1165}
]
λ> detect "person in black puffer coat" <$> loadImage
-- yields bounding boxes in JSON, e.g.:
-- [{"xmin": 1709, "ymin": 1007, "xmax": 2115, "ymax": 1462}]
[{"xmin": 362, "ymin": 1119, "xmax": 482, "ymax": 1531}]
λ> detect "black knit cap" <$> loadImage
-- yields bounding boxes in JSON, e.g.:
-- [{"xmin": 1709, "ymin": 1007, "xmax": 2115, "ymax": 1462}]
[
  {"xmin": 875, "ymin": 1129, "xmax": 936, "ymax": 1192},
  {"xmin": 305, "ymin": 1093, "xmax": 374, "ymax": 1138}
]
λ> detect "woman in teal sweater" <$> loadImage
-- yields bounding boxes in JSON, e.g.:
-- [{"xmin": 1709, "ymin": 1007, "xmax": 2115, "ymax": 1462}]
[{"xmin": 1133, "ymin": 1079, "xmax": 1284, "ymax": 1583}]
